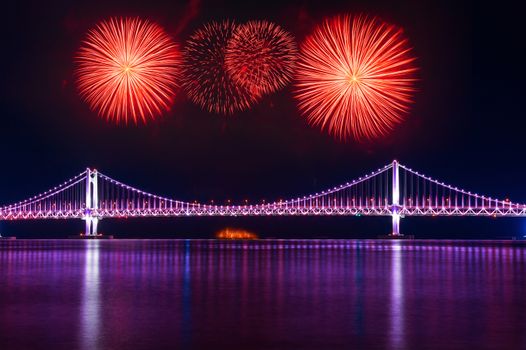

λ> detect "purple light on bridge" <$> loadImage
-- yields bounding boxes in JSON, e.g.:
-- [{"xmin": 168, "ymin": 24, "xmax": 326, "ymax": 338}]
[{"xmin": 1, "ymin": 160, "xmax": 525, "ymax": 237}]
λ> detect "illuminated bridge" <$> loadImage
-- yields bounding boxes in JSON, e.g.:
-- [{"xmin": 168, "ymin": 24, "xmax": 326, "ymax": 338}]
[{"xmin": 1, "ymin": 161, "xmax": 525, "ymax": 236}]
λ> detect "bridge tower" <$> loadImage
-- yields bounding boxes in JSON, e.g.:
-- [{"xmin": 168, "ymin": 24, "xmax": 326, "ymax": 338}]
[
  {"xmin": 391, "ymin": 160, "xmax": 401, "ymax": 236},
  {"xmin": 84, "ymin": 168, "xmax": 99, "ymax": 236}
]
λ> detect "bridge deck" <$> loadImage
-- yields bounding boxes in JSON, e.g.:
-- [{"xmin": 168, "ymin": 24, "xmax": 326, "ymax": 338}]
[{"xmin": 2, "ymin": 206, "xmax": 526, "ymax": 220}]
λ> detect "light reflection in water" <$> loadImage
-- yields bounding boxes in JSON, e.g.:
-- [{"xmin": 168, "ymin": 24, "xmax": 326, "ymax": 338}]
[
  {"xmin": 389, "ymin": 241, "xmax": 405, "ymax": 350},
  {"xmin": 182, "ymin": 240, "xmax": 192, "ymax": 348},
  {"xmin": 1, "ymin": 239, "xmax": 526, "ymax": 350},
  {"xmin": 80, "ymin": 240, "xmax": 101, "ymax": 350}
]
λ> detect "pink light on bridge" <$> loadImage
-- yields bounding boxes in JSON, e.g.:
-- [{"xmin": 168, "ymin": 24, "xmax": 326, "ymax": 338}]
[{"xmin": 1, "ymin": 161, "xmax": 526, "ymax": 237}]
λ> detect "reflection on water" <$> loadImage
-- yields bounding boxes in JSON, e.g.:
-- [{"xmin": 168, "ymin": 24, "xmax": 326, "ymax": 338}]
[
  {"xmin": 80, "ymin": 240, "xmax": 100, "ymax": 350},
  {"xmin": 389, "ymin": 242, "xmax": 404, "ymax": 350},
  {"xmin": 182, "ymin": 241, "xmax": 192, "ymax": 348},
  {"xmin": 1, "ymin": 239, "xmax": 526, "ymax": 350}
]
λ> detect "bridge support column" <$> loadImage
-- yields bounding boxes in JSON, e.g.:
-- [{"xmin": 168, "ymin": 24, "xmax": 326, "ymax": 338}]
[
  {"xmin": 83, "ymin": 169, "xmax": 99, "ymax": 237},
  {"xmin": 391, "ymin": 160, "xmax": 402, "ymax": 236},
  {"xmin": 392, "ymin": 213, "xmax": 400, "ymax": 236},
  {"xmin": 84, "ymin": 217, "xmax": 99, "ymax": 236}
]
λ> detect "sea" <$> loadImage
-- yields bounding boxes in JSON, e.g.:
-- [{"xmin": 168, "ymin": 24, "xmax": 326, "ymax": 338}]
[{"xmin": 1, "ymin": 239, "xmax": 525, "ymax": 350}]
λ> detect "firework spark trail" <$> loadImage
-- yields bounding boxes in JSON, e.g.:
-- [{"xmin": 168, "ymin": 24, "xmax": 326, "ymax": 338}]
[
  {"xmin": 294, "ymin": 14, "xmax": 417, "ymax": 141},
  {"xmin": 225, "ymin": 20, "xmax": 298, "ymax": 96},
  {"xmin": 182, "ymin": 20, "xmax": 259, "ymax": 115},
  {"xmin": 76, "ymin": 17, "xmax": 180, "ymax": 124}
]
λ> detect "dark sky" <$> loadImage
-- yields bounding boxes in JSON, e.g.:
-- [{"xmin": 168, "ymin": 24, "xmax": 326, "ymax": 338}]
[{"xmin": 1, "ymin": 0, "xmax": 524, "ymax": 238}]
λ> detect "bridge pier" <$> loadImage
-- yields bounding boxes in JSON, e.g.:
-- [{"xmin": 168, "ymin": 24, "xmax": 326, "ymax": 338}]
[
  {"xmin": 390, "ymin": 160, "xmax": 402, "ymax": 237},
  {"xmin": 84, "ymin": 217, "xmax": 99, "ymax": 236},
  {"xmin": 392, "ymin": 213, "xmax": 400, "ymax": 236},
  {"xmin": 82, "ymin": 168, "xmax": 101, "ymax": 238}
]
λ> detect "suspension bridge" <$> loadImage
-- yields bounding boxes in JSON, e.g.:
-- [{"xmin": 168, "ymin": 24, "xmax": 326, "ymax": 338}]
[{"xmin": 1, "ymin": 160, "xmax": 525, "ymax": 237}]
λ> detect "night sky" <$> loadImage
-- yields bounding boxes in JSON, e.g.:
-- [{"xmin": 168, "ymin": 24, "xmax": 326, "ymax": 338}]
[{"xmin": 1, "ymin": 0, "xmax": 523, "ymax": 238}]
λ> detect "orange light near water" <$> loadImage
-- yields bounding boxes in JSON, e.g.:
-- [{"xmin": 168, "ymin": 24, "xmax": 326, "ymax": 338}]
[{"xmin": 215, "ymin": 228, "xmax": 259, "ymax": 240}]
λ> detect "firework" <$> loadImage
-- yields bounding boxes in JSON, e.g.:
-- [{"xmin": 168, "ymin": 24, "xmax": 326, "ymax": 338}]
[
  {"xmin": 76, "ymin": 17, "xmax": 180, "ymax": 124},
  {"xmin": 225, "ymin": 20, "xmax": 298, "ymax": 96},
  {"xmin": 294, "ymin": 14, "xmax": 417, "ymax": 141},
  {"xmin": 181, "ymin": 20, "xmax": 260, "ymax": 115}
]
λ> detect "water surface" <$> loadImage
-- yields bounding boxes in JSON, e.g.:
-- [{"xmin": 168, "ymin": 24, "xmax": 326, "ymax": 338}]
[{"xmin": 1, "ymin": 239, "xmax": 525, "ymax": 350}]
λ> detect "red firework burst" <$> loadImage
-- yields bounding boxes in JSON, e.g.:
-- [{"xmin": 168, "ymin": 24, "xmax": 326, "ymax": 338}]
[
  {"xmin": 225, "ymin": 20, "xmax": 298, "ymax": 96},
  {"xmin": 294, "ymin": 14, "xmax": 417, "ymax": 141},
  {"xmin": 76, "ymin": 17, "xmax": 180, "ymax": 124},
  {"xmin": 181, "ymin": 21, "xmax": 260, "ymax": 115}
]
